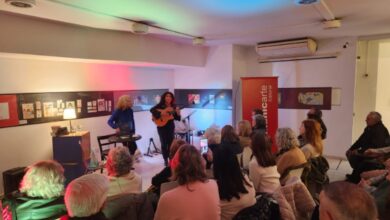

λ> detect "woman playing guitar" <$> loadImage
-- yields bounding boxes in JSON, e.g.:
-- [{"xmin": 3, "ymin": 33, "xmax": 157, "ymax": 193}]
[{"xmin": 150, "ymin": 92, "xmax": 181, "ymax": 166}]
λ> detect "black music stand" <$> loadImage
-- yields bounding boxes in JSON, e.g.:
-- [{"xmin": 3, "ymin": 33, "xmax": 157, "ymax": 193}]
[{"xmin": 144, "ymin": 137, "xmax": 161, "ymax": 157}]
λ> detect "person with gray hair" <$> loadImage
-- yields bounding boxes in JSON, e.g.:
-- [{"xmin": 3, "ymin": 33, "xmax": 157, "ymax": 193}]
[
  {"xmin": 346, "ymin": 111, "xmax": 389, "ymax": 183},
  {"xmin": 64, "ymin": 174, "xmax": 109, "ymax": 219},
  {"xmin": 319, "ymin": 181, "xmax": 377, "ymax": 220},
  {"xmin": 105, "ymin": 146, "xmax": 142, "ymax": 197},
  {"xmin": 203, "ymin": 125, "xmax": 221, "ymax": 169},
  {"xmin": 275, "ymin": 128, "xmax": 307, "ymax": 184},
  {"xmin": 1, "ymin": 160, "xmax": 67, "ymax": 220}
]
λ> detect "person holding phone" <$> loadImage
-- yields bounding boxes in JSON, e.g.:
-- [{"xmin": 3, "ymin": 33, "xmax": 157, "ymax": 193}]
[
  {"xmin": 108, "ymin": 95, "xmax": 137, "ymax": 155},
  {"xmin": 150, "ymin": 91, "xmax": 181, "ymax": 166}
]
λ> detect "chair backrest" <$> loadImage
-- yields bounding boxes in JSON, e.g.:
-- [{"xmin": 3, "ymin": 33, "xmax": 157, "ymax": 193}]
[
  {"xmin": 233, "ymin": 194, "xmax": 281, "ymax": 220},
  {"xmin": 160, "ymin": 181, "xmax": 179, "ymax": 195},
  {"xmin": 97, "ymin": 133, "xmax": 117, "ymax": 161}
]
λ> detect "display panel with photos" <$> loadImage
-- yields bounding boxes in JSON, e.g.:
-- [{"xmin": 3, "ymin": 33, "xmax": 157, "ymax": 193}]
[
  {"xmin": 113, "ymin": 89, "xmax": 169, "ymax": 112},
  {"xmin": 278, "ymin": 87, "xmax": 332, "ymax": 109},
  {"xmin": 174, "ymin": 89, "xmax": 233, "ymax": 110},
  {"xmin": 16, "ymin": 91, "xmax": 114, "ymax": 125}
]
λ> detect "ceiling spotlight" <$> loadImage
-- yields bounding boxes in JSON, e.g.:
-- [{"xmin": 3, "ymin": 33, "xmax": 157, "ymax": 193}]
[
  {"xmin": 131, "ymin": 23, "xmax": 149, "ymax": 35},
  {"xmin": 295, "ymin": 0, "xmax": 320, "ymax": 5},
  {"xmin": 5, "ymin": 0, "xmax": 36, "ymax": 8},
  {"xmin": 192, "ymin": 37, "xmax": 205, "ymax": 45}
]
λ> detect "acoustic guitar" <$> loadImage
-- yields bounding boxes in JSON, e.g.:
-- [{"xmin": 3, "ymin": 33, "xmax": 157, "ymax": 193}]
[{"xmin": 152, "ymin": 107, "xmax": 177, "ymax": 127}]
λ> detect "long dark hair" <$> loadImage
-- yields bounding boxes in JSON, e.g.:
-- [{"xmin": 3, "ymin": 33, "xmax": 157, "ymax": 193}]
[
  {"xmin": 174, "ymin": 144, "xmax": 208, "ymax": 186},
  {"xmin": 221, "ymin": 125, "xmax": 239, "ymax": 143},
  {"xmin": 158, "ymin": 91, "xmax": 176, "ymax": 106},
  {"xmin": 250, "ymin": 131, "xmax": 276, "ymax": 167},
  {"xmin": 213, "ymin": 145, "xmax": 251, "ymax": 201}
]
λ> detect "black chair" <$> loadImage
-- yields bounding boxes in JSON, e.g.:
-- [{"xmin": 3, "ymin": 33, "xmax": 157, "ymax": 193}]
[{"xmin": 97, "ymin": 133, "xmax": 117, "ymax": 161}]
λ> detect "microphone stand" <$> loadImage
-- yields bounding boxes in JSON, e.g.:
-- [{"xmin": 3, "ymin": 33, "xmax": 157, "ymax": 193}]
[{"xmin": 183, "ymin": 110, "xmax": 196, "ymax": 144}]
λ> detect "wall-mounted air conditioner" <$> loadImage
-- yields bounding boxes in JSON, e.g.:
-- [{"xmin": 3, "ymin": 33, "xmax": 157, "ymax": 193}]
[{"xmin": 255, "ymin": 38, "xmax": 317, "ymax": 59}]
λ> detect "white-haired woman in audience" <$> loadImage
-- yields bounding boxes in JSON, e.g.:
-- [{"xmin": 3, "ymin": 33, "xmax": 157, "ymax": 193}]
[
  {"xmin": 1, "ymin": 160, "xmax": 67, "ymax": 220},
  {"xmin": 154, "ymin": 144, "xmax": 220, "ymax": 220},
  {"xmin": 237, "ymin": 120, "xmax": 253, "ymax": 170},
  {"xmin": 275, "ymin": 128, "xmax": 307, "ymax": 185},
  {"xmin": 64, "ymin": 174, "xmax": 109, "ymax": 219},
  {"xmin": 213, "ymin": 143, "xmax": 256, "ymax": 219},
  {"xmin": 203, "ymin": 125, "xmax": 221, "ymax": 169},
  {"xmin": 106, "ymin": 146, "xmax": 142, "ymax": 197},
  {"xmin": 249, "ymin": 131, "xmax": 280, "ymax": 194}
]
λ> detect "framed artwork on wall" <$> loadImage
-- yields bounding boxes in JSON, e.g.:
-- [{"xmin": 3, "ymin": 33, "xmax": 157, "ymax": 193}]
[{"xmin": 0, "ymin": 95, "xmax": 19, "ymax": 128}]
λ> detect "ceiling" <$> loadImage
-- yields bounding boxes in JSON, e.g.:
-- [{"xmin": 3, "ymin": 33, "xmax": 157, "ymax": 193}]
[{"xmin": 1, "ymin": 0, "xmax": 390, "ymax": 45}]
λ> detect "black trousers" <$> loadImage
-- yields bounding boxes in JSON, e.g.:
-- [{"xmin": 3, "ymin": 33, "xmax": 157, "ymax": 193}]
[{"xmin": 157, "ymin": 125, "xmax": 175, "ymax": 163}]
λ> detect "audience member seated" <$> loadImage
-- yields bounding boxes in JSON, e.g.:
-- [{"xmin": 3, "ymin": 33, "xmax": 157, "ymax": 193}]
[
  {"xmin": 1, "ymin": 160, "xmax": 67, "ymax": 220},
  {"xmin": 203, "ymin": 125, "xmax": 221, "ymax": 169},
  {"xmin": 248, "ymin": 131, "xmax": 280, "ymax": 194},
  {"xmin": 64, "ymin": 174, "xmax": 109, "ymax": 220},
  {"xmin": 237, "ymin": 120, "xmax": 253, "ymax": 170},
  {"xmin": 251, "ymin": 108, "xmax": 266, "ymax": 134},
  {"xmin": 221, "ymin": 125, "xmax": 242, "ymax": 155},
  {"xmin": 150, "ymin": 139, "xmax": 186, "ymax": 196},
  {"xmin": 346, "ymin": 111, "xmax": 389, "ymax": 183},
  {"xmin": 319, "ymin": 181, "xmax": 377, "ymax": 220},
  {"xmin": 274, "ymin": 128, "xmax": 307, "ymax": 185},
  {"xmin": 299, "ymin": 119, "xmax": 323, "ymax": 160},
  {"xmin": 105, "ymin": 146, "xmax": 142, "ymax": 197},
  {"xmin": 359, "ymin": 158, "xmax": 390, "ymax": 220},
  {"xmin": 299, "ymin": 119, "xmax": 329, "ymax": 202},
  {"xmin": 298, "ymin": 108, "xmax": 327, "ymax": 146},
  {"xmin": 213, "ymin": 143, "xmax": 256, "ymax": 219},
  {"xmin": 154, "ymin": 144, "xmax": 220, "ymax": 220}
]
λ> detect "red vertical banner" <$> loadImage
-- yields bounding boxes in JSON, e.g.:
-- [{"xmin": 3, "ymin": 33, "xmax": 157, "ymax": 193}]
[{"xmin": 241, "ymin": 77, "xmax": 278, "ymax": 152}]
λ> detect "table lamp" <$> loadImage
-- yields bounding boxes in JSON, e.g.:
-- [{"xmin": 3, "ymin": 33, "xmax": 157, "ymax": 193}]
[{"xmin": 63, "ymin": 108, "xmax": 76, "ymax": 133}]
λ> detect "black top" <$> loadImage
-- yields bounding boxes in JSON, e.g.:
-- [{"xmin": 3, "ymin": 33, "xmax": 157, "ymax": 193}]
[
  {"xmin": 150, "ymin": 103, "xmax": 181, "ymax": 128},
  {"xmin": 350, "ymin": 121, "xmax": 390, "ymax": 153},
  {"xmin": 67, "ymin": 212, "xmax": 108, "ymax": 220},
  {"xmin": 151, "ymin": 166, "xmax": 172, "ymax": 196}
]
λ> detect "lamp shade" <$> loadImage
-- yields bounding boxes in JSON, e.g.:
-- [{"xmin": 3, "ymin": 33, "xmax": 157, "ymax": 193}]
[{"xmin": 63, "ymin": 108, "xmax": 76, "ymax": 120}]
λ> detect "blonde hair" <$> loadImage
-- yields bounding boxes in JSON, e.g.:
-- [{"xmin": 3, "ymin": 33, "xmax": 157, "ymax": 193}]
[
  {"xmin": 116, "ymin": 95, "xmax": 132, "ymax": 110},
  {"xmin": 19, "ymin": 160, "xmax": 65, "ymax": 199},
  {"xmin": 238, "ymin": 120, "xmax": 252, "ymax": 137},
  {"xmin": 204, "ymin": 125, "xmax": 221, "ymax": 145},
  {"xmin": 65, "ymin": 174, "xmax": 109, "ymax": 217}
]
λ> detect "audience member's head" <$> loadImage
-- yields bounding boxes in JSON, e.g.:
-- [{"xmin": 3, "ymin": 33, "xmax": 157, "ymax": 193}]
[
  {"xmin": 19, "ymin": 160, "xmax": 65, "ymax": 199},
  {"xmin": 300, "ymin": 119, "xmax": 323, "ymax": 155},
  {"xmin": 116, "ymin": 95, "xmax": 132, "ymax": 110},
  {"xmin": 250, "ymin": 131, "xmax": 276, "ymax": 167},
  {"xmin": 307, "ymin": 107, "xmax": 322, "ymax": 120},
  {"xmin": 169, "ymin": 139, "xmax": 187, "ymax": 170},
  {"xmin": 106, "ymin": 146, "xmax": 133, "ymax": 177},
  {"xmin": 237, "ymin": 120, "xmax": 252, "ymax": 137},
  {"xmin": 204, "ymin": 125, "xmax": 221, "ymax": 145},
  {"xmin": 221, "ymin": 125, "xmax": 239, "ymax": 143},
  {"xmin": 169, "ymin": 139, "xmax": 186, "ymax": 160},
  {"xmin": 64, "ymin": 174, "xmax": 109, "ymax": 218},
  {"xmin": 252, "ymin": 109, "xmax": 263, "ymax": 116},
  {"xmin": 173, "ymin": 144, "xmax": 208, "ymax": 185},
  {"xmin": 275, "ymin": 127, "xmax": 300, "ymax": 152},
  {"xmin": 366, "ymin": 111, "xmax": 382, "ymax": 126},
  {"xmin": 213, "ymin": 144, "xmax": 250, "ymax": 201},
  {"xmin": 319, "ymin": 181, "xmax": 377, "ymax": 220}
]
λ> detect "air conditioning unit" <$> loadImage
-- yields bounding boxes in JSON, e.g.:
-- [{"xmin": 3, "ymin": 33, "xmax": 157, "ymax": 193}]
[{"xmin": 255, "ymin": 38, "xmax": 317, "ymax": 59}]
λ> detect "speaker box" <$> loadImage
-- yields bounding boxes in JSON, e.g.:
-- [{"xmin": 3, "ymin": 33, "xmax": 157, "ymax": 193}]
[{"xmin": 2, "ymin": 167, "xmax": 25, "ymax": 195}]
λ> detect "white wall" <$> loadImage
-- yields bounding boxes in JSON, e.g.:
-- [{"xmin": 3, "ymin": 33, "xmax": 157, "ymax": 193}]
[
  {"xmin": 233, "ymin": 37, "xmax": 358, "ymax": 158},
  {"xmin": 174, "ymin": 45, "xmax": 234, "ymax": 130},
  {"xmin": 377, "ymin": 40, "xmax": 390, "ymax": 128},
  {"xmin": 0, "ymin": 56, "xmax": 174, "ymax": 194}
]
